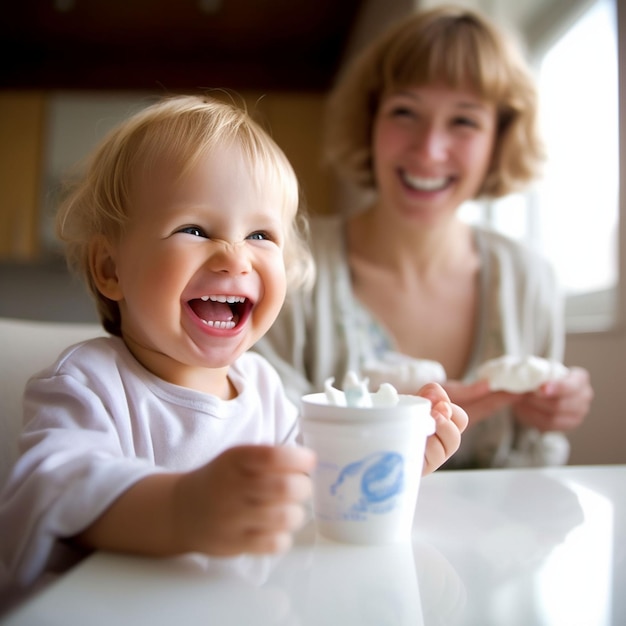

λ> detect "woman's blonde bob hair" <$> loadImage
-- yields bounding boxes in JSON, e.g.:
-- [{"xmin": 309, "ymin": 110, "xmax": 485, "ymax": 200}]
[
  {"xmin": 324, "ymin": 4, "xmax": 544, "ymax": 199},
  {"xmin": 56, "ymin": 94, "xmax": 314, "ymax": 336}
]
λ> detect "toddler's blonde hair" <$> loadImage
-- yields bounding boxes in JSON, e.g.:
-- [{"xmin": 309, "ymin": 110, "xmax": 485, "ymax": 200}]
[{"xmin": 57, "ymin": 94, "xmax": 314, "ymax": 336}]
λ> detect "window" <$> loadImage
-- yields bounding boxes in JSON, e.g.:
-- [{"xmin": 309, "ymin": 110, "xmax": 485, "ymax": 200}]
[{"xmin": 460, "ymin": 0, "xmax": 619, "ymax": 332}]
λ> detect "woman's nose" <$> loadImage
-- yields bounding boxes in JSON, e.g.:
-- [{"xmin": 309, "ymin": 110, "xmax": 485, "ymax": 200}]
[
  {"xmin": 207, "ymin": 240, "xmax": 251, "ymax": 274},
  {"xmin": 413, "ymin": 125, "xmax": 448, "ymax": 162}
]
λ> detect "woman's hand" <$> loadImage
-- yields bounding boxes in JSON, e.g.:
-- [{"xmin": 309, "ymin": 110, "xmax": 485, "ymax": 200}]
[
  {"xmin": 418, "ymin": 382, "xmax": 469, "ymax": 475},
  {"xmin": 443, "ymin": 379, "xmax": 518, "ymax": 426},
  {"xmin": 443, "ymin": 367, "xmax": 593, "ymax": 433},
  {"xmin": 512, "ymin": 366, "xmax": 593, "ymax": 432}
]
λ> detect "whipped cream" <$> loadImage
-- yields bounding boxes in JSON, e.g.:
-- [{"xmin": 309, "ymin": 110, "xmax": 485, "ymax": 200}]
[
  {"xmin": 324, "ymin": 371, "xmax": 400, "ymax": 407},
  {"xmin": 477, "ymin": 355, "xmax": 568, "ymax": 393},
  {"xmin": 361, "ymin": 352, "xmax": 446, "ymax": 394}
]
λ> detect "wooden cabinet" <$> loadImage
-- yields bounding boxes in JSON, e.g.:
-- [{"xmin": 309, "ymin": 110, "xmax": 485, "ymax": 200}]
[
  {"xmin": 0, "ymin": 89, "xmax": 332, "ymax": 261},
  {"xmin": 0, "ymin": 92, "xmax": 46, "ymax": 259}
]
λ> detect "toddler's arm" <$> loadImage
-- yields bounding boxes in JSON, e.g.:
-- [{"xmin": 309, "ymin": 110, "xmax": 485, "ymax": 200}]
[
  {"xmin": 74, "ymin": 445, "xmax": 316, "ymax": 557},
  {"xmin": 418, "ymin": 383, "xmax": 468, "ymax": 475}
]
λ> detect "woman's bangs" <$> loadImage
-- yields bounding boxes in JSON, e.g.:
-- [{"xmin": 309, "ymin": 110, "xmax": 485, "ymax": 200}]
[{"xmin": 384, "ymin": 28, "xmax": 508, "ymax": 101}]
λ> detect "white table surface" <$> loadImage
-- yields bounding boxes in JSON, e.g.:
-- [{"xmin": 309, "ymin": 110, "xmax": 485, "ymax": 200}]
[{"xmin": 2, "ymin": 464, "xmax": 624, "ymax": 626}]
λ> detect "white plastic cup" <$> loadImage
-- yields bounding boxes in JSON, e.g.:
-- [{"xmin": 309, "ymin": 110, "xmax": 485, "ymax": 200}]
[{"xmin": 300, "ymin": 392, "xmax": 435, "ymax": 544}]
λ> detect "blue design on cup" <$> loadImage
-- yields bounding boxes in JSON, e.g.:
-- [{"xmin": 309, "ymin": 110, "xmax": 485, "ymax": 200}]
[{"xmin": 330, "ymin": 452, "xmax": 404, "ymax": 516}]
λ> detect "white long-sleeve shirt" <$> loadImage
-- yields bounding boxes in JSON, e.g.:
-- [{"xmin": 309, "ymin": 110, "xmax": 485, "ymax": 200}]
[
  {"xmin": 254, "ymin": 215, "xmax": 569, "ymax": 469},
  {"xmin": 0, "ymin": 336, "xmax": 298, "ymax": 588}
]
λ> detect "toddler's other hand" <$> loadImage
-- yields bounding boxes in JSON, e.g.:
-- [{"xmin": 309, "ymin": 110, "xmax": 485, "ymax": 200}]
[{"xmin": 417, "ymin": 382, "xmax": 468, "ymax": 475}]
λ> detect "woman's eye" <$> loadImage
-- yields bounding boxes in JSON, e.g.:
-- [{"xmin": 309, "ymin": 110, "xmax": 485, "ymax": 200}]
[
  {"xmin": 178, "ymin": 226, "xmax": 207, "ymax": 238},
  {"xmin": 454, "ymin": 116, "xmax": 479, "ymax": 129},
  {"xmin": 390, "ymin": 105, "xmax": 415, "ymax": 119}
]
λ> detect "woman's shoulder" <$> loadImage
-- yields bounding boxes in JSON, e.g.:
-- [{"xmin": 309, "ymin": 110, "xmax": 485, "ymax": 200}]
[
  {"xmin": 474, "ymin": 225, "xmax": 559, "ymax": 303},
  {"xmin": 475, "ymin": 225, "xmax": 552, "ymax": 272}
]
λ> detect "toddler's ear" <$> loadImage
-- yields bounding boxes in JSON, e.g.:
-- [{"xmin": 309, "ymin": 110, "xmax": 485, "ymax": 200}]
[{"xmin": 89, "ymin": 235, "xmax": 123, "ymax": 301}]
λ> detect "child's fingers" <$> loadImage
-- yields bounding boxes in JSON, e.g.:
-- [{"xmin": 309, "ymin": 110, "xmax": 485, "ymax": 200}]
[
  {"xmin": 236, "ymin": 502, "xmax": 309, "ymax": 555},
  {"xmin": 417, "ymin": 382, "xmax": 450, "ymax": 405},
  {"xmin": 243, "ymin": 529, "xmax": 294, "ymax": 555},
  {"xmin": 432, "ymin": 398, "xmax": 452, "ymax": 420},
  {"xmin": 243, "ymin": 471, "xmax": 313, "ymax": 504},
  {"xmin": 434, "ymin": 414, "xmax": 460, "ymax": 456},
  {"xmin": 423, "ymin": 417, "xmax": 460, "ymax": 475},
  {"xmin": 448, "ymin": 403, "xmax": 469, "ymax": 433},
  {"xmin": 245, "ymin": 502, "xmax": 308, "ymax": 533},
  {"xmin": 227, "ymin": 444, "xmax": 317, "ymax": 475},
  {"xmin": 432, "ymin": 397, "xmax": 469, "ymax": 432}
]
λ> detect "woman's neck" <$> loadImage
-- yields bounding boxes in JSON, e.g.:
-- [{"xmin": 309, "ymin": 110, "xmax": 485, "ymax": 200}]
[{"xmin": 346, "ymin": 203, "xmax": 475, "ymax": 283}]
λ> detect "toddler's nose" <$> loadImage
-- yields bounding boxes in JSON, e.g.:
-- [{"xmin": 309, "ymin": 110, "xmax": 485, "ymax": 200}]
[{"xmin": 207, "ymin": 240, "xmax": 251, "ymax": 274}]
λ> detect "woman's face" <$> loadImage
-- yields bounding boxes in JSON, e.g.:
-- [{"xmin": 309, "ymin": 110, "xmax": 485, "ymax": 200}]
[{"xmin": 372, "ymin": 84, "xmax": 497, "ymax": 224}]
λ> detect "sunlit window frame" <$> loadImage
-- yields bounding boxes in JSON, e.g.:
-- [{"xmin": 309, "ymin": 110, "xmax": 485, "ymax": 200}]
[{"xmin": 463, "ymin": 0, "xmax": 622, "ymax": 335}]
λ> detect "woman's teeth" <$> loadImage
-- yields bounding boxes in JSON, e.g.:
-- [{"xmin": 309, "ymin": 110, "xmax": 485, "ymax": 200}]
[{"xmin": 402, "ymin": 172, "xmax": 448, "ymax": 191}]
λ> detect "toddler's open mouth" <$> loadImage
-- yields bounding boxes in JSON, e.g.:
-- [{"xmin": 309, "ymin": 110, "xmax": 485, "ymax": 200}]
[{"xmin": 188, "ymin": 295, "xmax": 251, "ymax": 329}]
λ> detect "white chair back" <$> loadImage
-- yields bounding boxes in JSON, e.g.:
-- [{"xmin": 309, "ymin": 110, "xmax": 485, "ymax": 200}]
[{"xmin": 0, "ymin": 318, "xmax": 105, "ymax": 488}]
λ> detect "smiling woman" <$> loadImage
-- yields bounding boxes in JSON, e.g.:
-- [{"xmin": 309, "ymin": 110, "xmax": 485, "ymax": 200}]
[{"xmin": 253, "ymin": 3, "xmax": 594, "ymax": 470}]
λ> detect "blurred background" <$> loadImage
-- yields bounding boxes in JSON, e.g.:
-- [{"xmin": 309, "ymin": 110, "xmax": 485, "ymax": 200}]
[{"xmin": 0, "ymin": 0, "xmax": 623, "ymax": 465}]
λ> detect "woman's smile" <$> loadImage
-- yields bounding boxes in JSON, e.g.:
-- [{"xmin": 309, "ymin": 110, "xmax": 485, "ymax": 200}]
[{"xmin": 399, "ymin": 170, "xmax": 453, "ymax": 193}]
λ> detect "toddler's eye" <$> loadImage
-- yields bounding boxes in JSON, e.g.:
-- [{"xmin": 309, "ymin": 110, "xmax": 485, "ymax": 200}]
[
  {"xmin": 178, "ymin": 226, "xmax": 207, "ymax": 238},
  {"xmin": 247, "ymin": 231, "xmax": 270, "ymax": 241}
]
